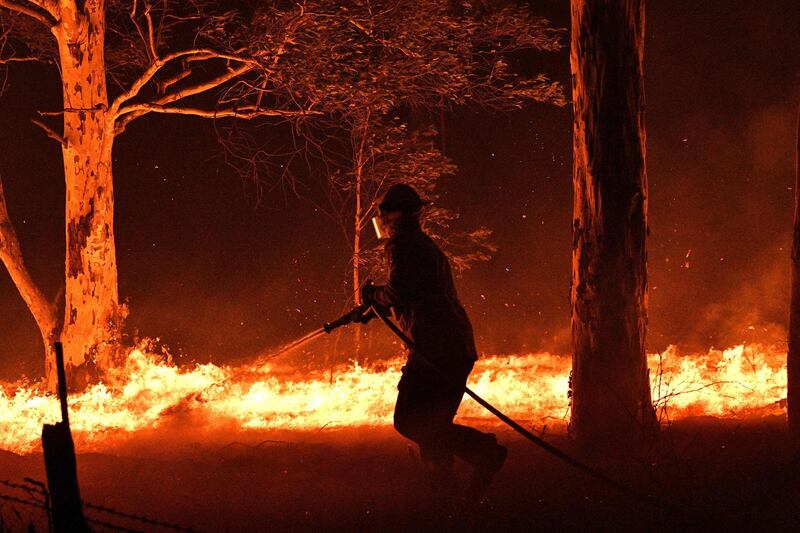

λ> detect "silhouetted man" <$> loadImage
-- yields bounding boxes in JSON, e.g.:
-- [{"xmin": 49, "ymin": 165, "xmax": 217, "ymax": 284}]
[{"xmin": 361, "ymin": 183, "xmax": 507, "ymax": 503}]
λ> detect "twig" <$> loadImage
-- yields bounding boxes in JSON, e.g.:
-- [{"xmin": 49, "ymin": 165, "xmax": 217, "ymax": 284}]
[{"xmin": 30, "ymin": 117, "xmax": 66, "ymax": 146}]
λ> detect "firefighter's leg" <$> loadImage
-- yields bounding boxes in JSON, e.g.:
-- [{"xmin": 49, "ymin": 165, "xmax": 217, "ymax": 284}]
[
  {"xmin": 394, "ymin": 367, "xmax": 457, "ymax": 493},
  {"xmin": 439, "ymin": 363, "xmax": 508, "ymax": 502}
]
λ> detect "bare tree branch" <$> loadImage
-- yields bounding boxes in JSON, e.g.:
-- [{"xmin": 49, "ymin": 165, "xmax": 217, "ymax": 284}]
[
  {"xmin": 0, "ymin": 0, "xmax": 57, "ymax": 27},
  {"xmin": 0, "ymin": 175, "xmax": 58, "ymax": 365},
  {"xmin": 142, "ymin": 1, "xmax": 158, "ymax": 60},
  {"xmin": 30, "ymin": 116, "xmax": 66, "ymax": 145},
  {"xmin": 156, "ymin": 65, "xmax": 191, "ymax": 94},
  {"xmin": 117, "ymin": 102, "xmax": 317, "ymax": 120},
  {"xmin": 109, "ymin": 48, "xmax": 257, "ymax": 114},
  {"xmin": 0, "ymin": 54, "xmax": 37, "ymax": 63},
  {"xmin": 113, "ymin": 62, "xmax": 256, "ymax": 132},
  {"xmin": 148, "ymin": 63, "xmax": 252, "ymax": 107},
  {"xmin": 26, "ymin": 0, "xmax": 56, "ymax": 16},
  {"xmin": 128, "ymin": 0, "xmax": 154, "ymax": 61}
]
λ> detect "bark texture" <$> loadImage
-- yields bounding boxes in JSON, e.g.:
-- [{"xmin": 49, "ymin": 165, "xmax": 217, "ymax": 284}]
[
  {"xmin": 0, "ymin": 178, "xmax": 59, "ymax": 388},
  {"xmin": 569, "ymin": 0, "xmax": 655, "ymax": 451},
  {"xmin": 55, "ymin": 1, "xmax": 125, "ymax": 380},
  {"xmin": 789, "ymin": 105, "xmax": 800, "ymax": 435}
]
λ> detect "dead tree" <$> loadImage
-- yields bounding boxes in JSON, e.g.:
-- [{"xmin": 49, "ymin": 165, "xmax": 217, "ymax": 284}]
[
  {"xmin": 789, "ymin": 105, "xmax": 800, "ymax": 435},
  {"xmin": 569, "ymin": 0, "xmax": 655, "ymax": 451}
]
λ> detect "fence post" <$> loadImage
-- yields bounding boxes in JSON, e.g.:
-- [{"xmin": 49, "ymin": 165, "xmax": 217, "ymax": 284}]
[{"xmin": 42, "ymin": 341, "xmax": 89, "ymax": 533}]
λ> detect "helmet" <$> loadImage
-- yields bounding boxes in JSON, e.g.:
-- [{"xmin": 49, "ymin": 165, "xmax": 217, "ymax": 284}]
[{"xmin": 378, "ymin": 184, "xmax": 431, "ymax": 213}]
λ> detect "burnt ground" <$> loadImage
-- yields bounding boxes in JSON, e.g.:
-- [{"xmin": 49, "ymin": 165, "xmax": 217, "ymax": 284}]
[{"xmin": 2, "ymin": 417, "xmax": 799, "ymax": 532}]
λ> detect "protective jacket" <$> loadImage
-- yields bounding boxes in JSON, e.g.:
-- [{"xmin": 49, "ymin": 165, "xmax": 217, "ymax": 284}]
[{"xmin": 372, "ymin": 220, "xmax": 478, "ymax": 371}]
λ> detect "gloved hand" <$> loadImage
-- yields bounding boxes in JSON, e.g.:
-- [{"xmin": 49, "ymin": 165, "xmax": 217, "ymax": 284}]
[
  {"xmin": 354, "ymin": 307, "xmax": 376, "ymax": 324},
  {"xmin": 360, "ymin": 280, "xmax": 378, "ymax": 307}
]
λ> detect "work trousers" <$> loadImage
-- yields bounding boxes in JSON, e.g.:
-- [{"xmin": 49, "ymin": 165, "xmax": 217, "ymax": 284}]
[{"xmin": 393, "ymin": 359, "xmax": 498, "ymax": 468}]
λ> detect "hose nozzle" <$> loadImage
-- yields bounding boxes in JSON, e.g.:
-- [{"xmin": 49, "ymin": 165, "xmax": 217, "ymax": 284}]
[{"xmin": 323, "ymin": 305, "xmax": 373, "ymax": 333}]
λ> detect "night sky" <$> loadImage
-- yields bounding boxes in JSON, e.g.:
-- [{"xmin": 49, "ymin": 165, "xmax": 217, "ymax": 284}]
[{"xmin": 1, "ymin": 1, "xmax": 799, "ymax": 380}]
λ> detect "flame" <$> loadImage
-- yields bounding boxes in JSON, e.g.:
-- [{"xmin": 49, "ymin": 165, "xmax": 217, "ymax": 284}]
[{"xmin": 0, "ymin": 343, "xmax": 787, "ymax": 455}]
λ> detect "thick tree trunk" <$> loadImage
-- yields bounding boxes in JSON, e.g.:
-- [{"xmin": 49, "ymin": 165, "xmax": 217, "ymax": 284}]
[
  {"xmin": 569, "ymin": 0, "xmax": 655, "ymax": 452},
  {"xmin": 53, "ymin": 3, "xmax": 125, "ymax": 384},
  {"xmin": 0, "ymin": 178, "xmax": 59, "ymax": 389},
  {"xmin": 788, "ymin": 105, "xmax": 800, "ymax": 435}
]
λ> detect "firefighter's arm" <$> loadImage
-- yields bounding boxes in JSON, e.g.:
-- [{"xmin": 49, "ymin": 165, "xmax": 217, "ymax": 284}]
[{"xmin": 363, "ymin": 239, "xmax": 415, "ymax": 308}]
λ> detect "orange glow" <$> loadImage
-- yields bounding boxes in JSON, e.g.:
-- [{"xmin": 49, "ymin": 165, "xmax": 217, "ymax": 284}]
[{"xmin": 0, "ymin": 343, "xmax": 787, "ymax": 455}]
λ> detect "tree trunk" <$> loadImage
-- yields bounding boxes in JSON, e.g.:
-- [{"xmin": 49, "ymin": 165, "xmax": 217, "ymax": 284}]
[
  {"xmin": 353, "ymin": 144, "xmax": 363, "ymax": 362},
  {"xmin": 788, "ymin": 105, "xmax": 800, "ymax": 435},
  {"xmin": 54, "ymin": 3, "xmax": 125, "ymax": 385},
  {"xmin": 351, "ymin": 115, "xmax": 372, "ymax": 363},
  {"xmin": 0, "ymin": 177, "xmax": 59, "ymax": 389},
  {"xmin": 569, "ymin": 0, "xmax": 655, "ymax": 452}
]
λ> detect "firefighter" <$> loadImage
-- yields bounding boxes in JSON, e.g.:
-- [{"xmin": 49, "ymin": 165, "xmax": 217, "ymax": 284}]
[{"xmin": 361, "ymin": 183, "xmax": 507, "ymax": 503}]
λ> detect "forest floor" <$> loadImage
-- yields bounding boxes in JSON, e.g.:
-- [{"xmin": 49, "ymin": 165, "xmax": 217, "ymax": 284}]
[{"xmin": 1, "ymin": 417, "xmax": 799, "ymax": 532}]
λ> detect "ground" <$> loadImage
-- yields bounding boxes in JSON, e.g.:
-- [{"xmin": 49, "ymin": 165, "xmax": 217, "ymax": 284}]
[{"xmin": 1, "ymin": 417, "xmax": 799, "ymax": 532}]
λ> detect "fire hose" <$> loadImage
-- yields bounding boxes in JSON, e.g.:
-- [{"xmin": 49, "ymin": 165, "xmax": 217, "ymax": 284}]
[{"xmin": 322, "ymin": 303, "xmax": 664, "ymax": 511}]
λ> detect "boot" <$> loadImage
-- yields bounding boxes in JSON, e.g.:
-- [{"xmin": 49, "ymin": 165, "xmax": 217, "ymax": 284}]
[
  {"xmin": 423, "ymin": 456, "xmax": 458, "ymax": 496},
  {"xmin": 465, "ymin": 438, "xmax": 507, "ymax": 503}
]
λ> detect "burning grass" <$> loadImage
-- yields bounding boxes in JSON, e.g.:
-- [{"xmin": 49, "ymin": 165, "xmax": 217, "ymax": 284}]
[{"xmin": 0, "ymin": 343, "xmax": 787, "ymax": 454}]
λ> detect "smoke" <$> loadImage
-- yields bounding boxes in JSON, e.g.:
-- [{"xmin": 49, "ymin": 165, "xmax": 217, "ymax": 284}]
[
  {"xmin": 646, "ymin": 98, "xmax": 798, "ymax": 353},
  {"xmin": 676, "ymin": 247, "xmax": 790, "ymax": 351}
]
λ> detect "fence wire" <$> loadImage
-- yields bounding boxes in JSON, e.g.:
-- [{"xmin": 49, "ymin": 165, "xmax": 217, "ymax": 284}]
[
  {"xmin": 83, "ymin": 501, "xmax": 198, "ymax": 532},
  {"xmin": 1, "ymin": 478, "xmax": 199, "ymax": 533},
  {"xmin": 0, "ymin": 479, "xmax": 50, "ymax": 532}
]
